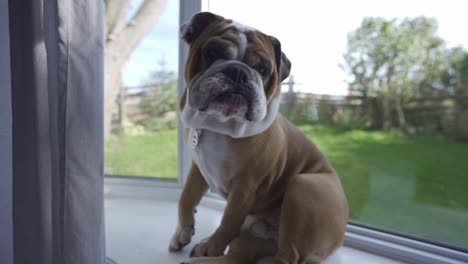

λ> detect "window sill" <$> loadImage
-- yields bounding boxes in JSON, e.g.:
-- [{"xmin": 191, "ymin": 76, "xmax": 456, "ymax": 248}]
[{"xmin": 104, "ymin": 177, "xmax": 468, "ymax": 264}]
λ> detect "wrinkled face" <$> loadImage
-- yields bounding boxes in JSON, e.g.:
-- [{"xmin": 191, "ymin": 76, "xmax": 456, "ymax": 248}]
[{"xmin": 180, "ymin": 12, "xmax": 291, "ymax": 137}]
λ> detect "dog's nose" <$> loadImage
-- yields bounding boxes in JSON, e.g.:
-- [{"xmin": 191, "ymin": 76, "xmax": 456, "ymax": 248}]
[{"xmin": 222, "ymin": 66, "xmax": 249, "ymax": 84}]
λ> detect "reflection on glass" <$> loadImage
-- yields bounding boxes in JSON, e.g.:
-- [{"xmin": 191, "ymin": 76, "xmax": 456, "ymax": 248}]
[
  {"xmin": 104, "ymin": 0, "xmax": 179, "ymax": 179},
  {"xmin": 205, "ymin": 0, "xmax": 468, "ymax": 249}
]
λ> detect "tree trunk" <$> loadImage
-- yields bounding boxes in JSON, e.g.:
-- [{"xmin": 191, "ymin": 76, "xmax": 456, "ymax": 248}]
[
  {"xmin": 118, "ymin": 84, "xmax": 127, "ymax": 126},
  {"xmin": 382, "ymin": 95, "xmax": 392, "ymax": 130},
  {"xmin": 452, "ymin": 98, "xmax": 466, "ymax": 138},
  {"xmin": 395, "ymin": 97, "xmax": 407, "ymax": 131},
  {"xmin": 104, "ymin": 50, "xmax": 125, "ymax": 135},
  {"xmin": 383, "ymin": 67, "xmax": 395, "ymax": 130},
  {"xmin": 104, "ymin": 0, "xmax": 168, "ymax": 137}
]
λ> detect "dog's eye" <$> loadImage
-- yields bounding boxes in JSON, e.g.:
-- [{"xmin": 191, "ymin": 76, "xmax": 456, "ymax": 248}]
[{"xmin": 256, "ymin": 63, "xmax": 270, "ymax": 79}]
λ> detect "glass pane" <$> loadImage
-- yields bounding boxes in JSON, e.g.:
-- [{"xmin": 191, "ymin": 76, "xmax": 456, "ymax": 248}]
[
  {"xmin": 104, "ymin": 1, "xmax": 179, "ymax": 179},
  {"xmin": 204, "ymin": 0, "xmax": 468, "ymax": 249}
]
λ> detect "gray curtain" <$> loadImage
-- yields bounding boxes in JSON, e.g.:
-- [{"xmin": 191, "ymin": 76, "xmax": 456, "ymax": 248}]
[
  {"xmin": 1, "ymin": 0, "xmax": 13, "ymax": 263},
  {"xmin": 3, "ymin": 0, "xmax": 106, "ymax": 264}
]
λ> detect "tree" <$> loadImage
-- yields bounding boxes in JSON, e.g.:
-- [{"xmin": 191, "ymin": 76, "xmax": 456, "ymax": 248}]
[
  {"xmin": 442, "ymin": 48, "xmax": 468, "ymax": 96},
  {"xmin": 342, "ymin": 17, "xmax": 445, "ymax": 131},
  {"xmin": 441, "ymin": 47, "xmax": 468, "ymax": 137},
  {"xmin": 104, "ymin": 0, "xmax": 168, "ymax": 136}
]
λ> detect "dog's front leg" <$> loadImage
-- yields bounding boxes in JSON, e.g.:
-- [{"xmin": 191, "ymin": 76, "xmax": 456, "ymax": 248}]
[
  {"xmin": 191, "ymin": 181, "xmax": 255, "ymax": 258},
  {"xmin": 169, "ymin": 163, "xmax": 209, "ymax": 252}
]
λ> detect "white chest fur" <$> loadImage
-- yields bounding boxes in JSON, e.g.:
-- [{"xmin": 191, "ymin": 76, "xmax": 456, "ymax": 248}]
[{"xmin": 190, "ymin": 129, "xmax": 231, "ymax": 196}]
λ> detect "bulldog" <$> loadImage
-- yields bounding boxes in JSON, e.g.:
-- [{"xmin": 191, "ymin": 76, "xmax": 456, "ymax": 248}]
[{"xmin": 169, "ymin": 12, "xmax": 348, "ymax": 264}]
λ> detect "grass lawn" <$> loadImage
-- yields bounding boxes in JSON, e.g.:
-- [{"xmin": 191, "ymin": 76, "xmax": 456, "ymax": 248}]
[
  {"xmin": 105, "ymin": 125, "xmax": 468, "ymax": 248},
  {"xmin": 105, "ymin": 130, "xmax": 178, "ymax": 179}
]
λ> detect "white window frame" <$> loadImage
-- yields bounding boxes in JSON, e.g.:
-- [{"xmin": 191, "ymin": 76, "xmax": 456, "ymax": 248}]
[
  {"xmin": 177, "ymin": 0, "xmax": 200, "ymax": 185},
  {"xmin": 104, "ymin": 1, "xmax": 468, "ymax": 262}
]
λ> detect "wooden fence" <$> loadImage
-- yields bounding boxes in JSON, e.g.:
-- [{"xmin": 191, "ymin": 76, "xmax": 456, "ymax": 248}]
[{"xmin": 280, "ymin": 92, "xmax": 468, "ymax": 140}]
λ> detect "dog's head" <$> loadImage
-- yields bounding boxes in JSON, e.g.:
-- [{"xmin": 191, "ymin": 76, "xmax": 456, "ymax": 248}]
[{"xmin": 180, "ymin": 12, "xmax": 291, "ymax": 138}]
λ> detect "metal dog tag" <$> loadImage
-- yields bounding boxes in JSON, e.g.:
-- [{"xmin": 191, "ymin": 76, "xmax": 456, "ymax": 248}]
[{"xmin": 191, "ymin": 129, "xmax": 200, "ymax": 149}]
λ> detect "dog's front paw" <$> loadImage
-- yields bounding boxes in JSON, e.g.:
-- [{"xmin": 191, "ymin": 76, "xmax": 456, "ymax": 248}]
[
  {"xmin": 169, "ymin": 224, "xmax": 195, "ymax": 252},
  {"xmin": 190, "ymin": 238, "xmax": 225, "ymax": 258}
]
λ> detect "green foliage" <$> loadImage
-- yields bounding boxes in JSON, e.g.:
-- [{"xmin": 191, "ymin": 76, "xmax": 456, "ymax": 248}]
[
  {"xmin": 343, "ymin": 16, "xmax": 468, "ymax": 139},
  {"xmin": 332, "ymin": 108, "xmax": 366, "ymax": 131},
  {"xmin": 281, "ymin": 104, "xmax": 317, "ymax": 125},
  {"xmin": 317, "ymin": 100, "xmax": 335, "ymax": 126},
  {"xmin": 283, "ymin": 104, "xmax": 374, "ymax": 131},
  {"xmin": 342, "ymin": 16, "xmax": 447, "ymax": 130},
  {"xmin": 441, "ymin": 47, "xmax": 468, "ymax": 96},
  {"xmin": 119, "ymin": 121, "xmax": 146, "ymax": 136},
  {"xmin": 137, "ymin": 61, "xmax": 178, "ymax": 132},
  {"xmin": 138, "ymin": 79, "xmax": 177, "ymax": 118},
  {"xmin": 459, "ymin": 109, "xmax": 468, "ymax": 136},
  {"xmin": 440, "ymin": 48, "xmax": 468, "ymax": 139},
  {"xmin": 140, "ymin": 115, "xmax": 177, "ymax": 132}
]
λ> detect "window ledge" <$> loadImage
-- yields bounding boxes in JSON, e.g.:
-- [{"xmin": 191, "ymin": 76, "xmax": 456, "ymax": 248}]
[{"xmin": 104, "ymin": 177, "xmax": 468, "ymax": 264}]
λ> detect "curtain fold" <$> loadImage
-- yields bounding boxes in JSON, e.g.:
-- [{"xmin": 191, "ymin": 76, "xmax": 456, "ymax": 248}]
[
  {"xmin": 0, "ymin": 0, "xmax": 13, "ymax": 263},
  {"xmin": 8, "ymin": 0, "xmax": 105, "ymax": 263}
]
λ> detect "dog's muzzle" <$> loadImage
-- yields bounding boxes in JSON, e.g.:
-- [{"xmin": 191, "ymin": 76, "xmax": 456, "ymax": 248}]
[{"xmin": 187, "ymin": 62, "xmax": 267, "ymax": 122}]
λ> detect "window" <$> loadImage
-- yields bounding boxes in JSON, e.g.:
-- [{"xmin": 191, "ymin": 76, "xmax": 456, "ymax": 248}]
[
  {"xmin": 203, "ymin": 0, "xmax": 468, "ymax": 251},
  {"xmin": 104, "ymin": 0, "xmax": 180, "ymax": 179},
  {"xmin": 102, "ymin": 1, "xmax": 467, "ymax": 263}
]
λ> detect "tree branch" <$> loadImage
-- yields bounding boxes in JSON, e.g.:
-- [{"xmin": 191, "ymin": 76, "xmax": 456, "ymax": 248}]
[
  {"xmin": 115, "ymin": 0, "xmax": 168, "ymax": 58},
  {"xmin": 105, "ymin": 0, "xmax": 131, "ymax": 41}
]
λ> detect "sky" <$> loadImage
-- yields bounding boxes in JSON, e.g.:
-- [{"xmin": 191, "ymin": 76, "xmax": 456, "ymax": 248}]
[
  {"xmin": 123, "ymin": 0, "xmax": 468, "ymax": 95},
  {"xmin": 123, "ymin": 0, "xmax": 180, "ymax": 87}
]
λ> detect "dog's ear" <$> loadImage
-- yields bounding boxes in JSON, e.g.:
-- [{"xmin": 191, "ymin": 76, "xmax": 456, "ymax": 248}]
[
  {"xmin": 180, "ymin": 12, "xmax": 223, "ymax": 44},
  {"xmin": 271, "ymin": 37, "xmax": 292, "ymax": 83}
]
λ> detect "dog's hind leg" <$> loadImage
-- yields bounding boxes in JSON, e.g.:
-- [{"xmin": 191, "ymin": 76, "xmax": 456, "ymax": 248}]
[{"xmin": 274, "ymin": 173, "xmax": 348, "ymax": 264}]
